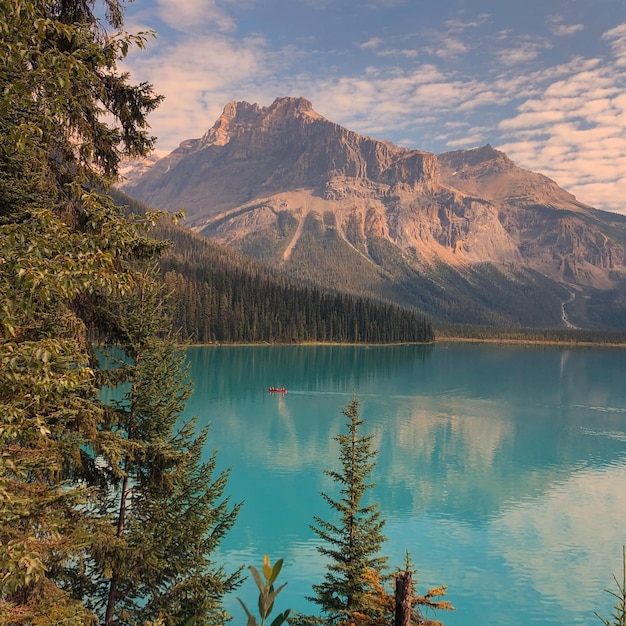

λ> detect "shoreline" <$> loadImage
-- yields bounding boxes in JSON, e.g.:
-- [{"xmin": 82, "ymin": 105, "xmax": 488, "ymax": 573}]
[
  {"xmin": 434, "ymin": 336, "xmax": 626, "ymax": 347},
  {"xmin": 182, "ymin": 337, "xmax": 626, "ymax": 348}
]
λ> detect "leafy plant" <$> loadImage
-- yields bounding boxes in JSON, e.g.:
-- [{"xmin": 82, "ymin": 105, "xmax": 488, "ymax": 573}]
[{"xmin": 238, "ymin": 555, "xmax": 290, "ymax": 626}]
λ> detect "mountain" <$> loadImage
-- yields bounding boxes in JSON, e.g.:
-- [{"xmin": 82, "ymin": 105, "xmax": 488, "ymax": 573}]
[{"xmin": 121, "ymin": 97, "xmax": 626, "ymax": 330}]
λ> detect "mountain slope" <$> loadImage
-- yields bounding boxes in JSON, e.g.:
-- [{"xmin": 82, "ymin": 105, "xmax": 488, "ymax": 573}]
[
  {"xmin": 122, "ymin": 97, "xmax": 626, "ymax": 330},
  {"xmin": 111, "ymin": 190, "xmax": 434, "ymax": 344}
]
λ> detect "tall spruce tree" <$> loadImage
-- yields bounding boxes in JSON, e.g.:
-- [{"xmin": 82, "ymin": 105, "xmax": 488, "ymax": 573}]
[
  {"xmin": 0, "ymin": 0, "xmax": 240, "ymax": 622},
  {"xmin": 79, "ymin": 275, "xmax": 242, "ymax": 625},
  {"xmin": 308, "ymin": 397, "xmax": 387, "ymax": 623}
]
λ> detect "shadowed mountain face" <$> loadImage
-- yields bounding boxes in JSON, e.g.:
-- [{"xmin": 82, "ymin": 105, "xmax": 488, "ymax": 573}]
[{"xmin": 122, "ymin": 97, "xmax": 626, "ymax": 329}]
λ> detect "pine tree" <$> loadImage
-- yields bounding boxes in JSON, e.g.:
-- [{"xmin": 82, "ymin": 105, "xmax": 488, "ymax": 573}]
[
  {"xmin": 78, "ymin": 276, "xmax": 242, "ymax": 625},
  {"xmin": 1, "ymin": 0, "xmax": 160, "ymax": 616},
  {"xmin": 308, "ymin": 397, "xmax": 388, "ymax": 623}
]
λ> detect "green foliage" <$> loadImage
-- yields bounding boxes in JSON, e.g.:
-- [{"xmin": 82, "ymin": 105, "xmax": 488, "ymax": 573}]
[
  {"xmin": 0, "ymin": 0, "xmax": 161, "ymax": 191},
  {"xmin": 73, "ymin": 276, "xmax": 242, "ymax": 625},
  {"xmin": 0, "ymin": 185, "xmax": 143, "ymax": 624},
  {"xmin": 597, "ymin": 546, "xmax": 626, "ymax": 626},
  {"xmin": 434, "ymin": 322, "xmax": 626, "ymax": 344},
  {"xmin": 1, "ymin": 0, "xmax": 162, "ymax": 616},
  {"xmin": 1, "ymin": 0, "xmax": 238, "ymax": 623},
  {"xmin": 237, "ymin": 555, "xmax": 290, "ymax": 626},
  {"xmin": 307, "ymin": 397, "xmax": 388, "ymax": 623}
]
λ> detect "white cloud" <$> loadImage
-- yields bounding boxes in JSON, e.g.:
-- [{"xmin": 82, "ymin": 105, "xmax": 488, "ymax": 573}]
[
  {"xmin": 498, "ymin": 110, "xmax": 566, "ymax": 130},
  {"xmin": 552, "ymin": 23, "xmax": 584, "ymax": 37},
  {"xmin": 446, "ymin": 132, "xmax": 488, "ymax": 148},
  {"xmin": 547, "ymin": 15, "xmax": 584, "ymax": 37},
  {"xmin": 603, "ymin": 22, "xmax": 626, "ymax": 66},
  {"xmin": 431, "ymin": 36, "xmax": 471, "ymax": 60},
  {"xmin": 443, "ymin": 14, "xmax": 490, "ymax": 34},
  {"xmin": 376, "ymin": 48, "xmax": 418, "ymax": 59},
  {"xmin": 496, "ymin": 43, "xmax": 545, "ymax": 66},
  {"xmin": 360, "ymin": 36, "xmax": 383, "ymax": 50},
  {"xmin": 569, "ymin": 179, "xmax": 626, "ymax": 213},
  {"xmin": 490, "ymin": 48, "xmax": 626, "ymax": 213},
  {"xmin": 124, "ymin": 33, "xmax": 280, "ymax": 153},
  {"xmin": 155, "ymin": 0, "xmax": 237, "ymax": 33}
]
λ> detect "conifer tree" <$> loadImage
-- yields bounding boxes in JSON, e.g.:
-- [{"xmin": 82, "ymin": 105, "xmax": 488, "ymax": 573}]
[
  {"xmin": 308, "ymin": 397, "xmax": 387, "ymax": 623},
  {"xmin": 78, "ymin": 276, "xmax": 242, "ymax": 625},
  {"xmin": 0, "ymin": 0, "xmax": 242, "ymax": 622}
]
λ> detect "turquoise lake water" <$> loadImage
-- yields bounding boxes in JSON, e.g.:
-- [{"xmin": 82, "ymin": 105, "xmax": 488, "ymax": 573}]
[{"xmin": 182, "ymin": 343, "xmax": 626, "ymax": 625}]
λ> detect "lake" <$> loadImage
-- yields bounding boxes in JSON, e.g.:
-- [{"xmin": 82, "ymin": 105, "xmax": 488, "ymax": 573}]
[{"xmin": 182, "ymin": 343, "xmax": 626, "ymax": 625}]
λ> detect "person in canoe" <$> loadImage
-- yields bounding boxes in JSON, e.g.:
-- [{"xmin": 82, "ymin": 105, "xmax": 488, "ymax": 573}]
[{"xmin": 268, "ymin": 386, "xmax": 287, "ymax": 393}]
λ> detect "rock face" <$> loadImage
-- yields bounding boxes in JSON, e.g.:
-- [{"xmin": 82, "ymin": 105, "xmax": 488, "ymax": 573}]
[{"xmin": 122, "ymin": 97, "xmax": 626, "ymax": 329}]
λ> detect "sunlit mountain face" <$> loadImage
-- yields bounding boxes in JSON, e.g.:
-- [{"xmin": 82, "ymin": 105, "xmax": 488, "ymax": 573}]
[{"xmin": 122, "ymin": 97, "xmax": 626, "ymax": 330}]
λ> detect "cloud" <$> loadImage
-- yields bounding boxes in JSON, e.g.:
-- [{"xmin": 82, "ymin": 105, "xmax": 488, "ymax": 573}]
[
  {"xmin": 445, "ymin": 132, "xmax": 489, "ymax": 148},
  {"xmin": 376, "ymin": 47, "xmax": 418, "ymax": 59},
  {"xmin": 552, "ymin": 23, "xmax": 584, "ymax": 36},
  {"xmin": 360, "ymin": 36, "xmax": 383, "ymax": 50},
  {"xmin": 443, "ymin": 14, "xmax": 490, "ymax": 34},
  {"xmin": 430, "ymin": 35, "xmax": 471, "ymax": 60},
  {"xmin": 154, "ymin": 0, "xmax": 237, "ymax": 33},
  {"xmin": 492, "ymin": 53, "xmax": 626, "ymax": 212},
  {"xmin": 496, "ymin": 42, "xmax": 547, "ymax": 66},
  {"xmin": 358, "ymin": 37, "xmax": 420, "ymax": 60},
  {"xmin": 603, "ymin": 23, "xmax": 626, "ymax": 66},
  {"xmin": 498, "ymin": 110, "xmax": 566, "ymax": 130},
  {"xmin": 124, "ymin": 33, "xmax": 282, "ymax": 153},
  {"xmin": 547, "ymin": 15, "xmax": 584, "ymax": 37}
]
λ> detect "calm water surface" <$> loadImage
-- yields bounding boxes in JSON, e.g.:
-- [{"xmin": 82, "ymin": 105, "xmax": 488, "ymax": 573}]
[{"xmin": 183, "ymin": 343, "xmax": 626, "ymax": 625}]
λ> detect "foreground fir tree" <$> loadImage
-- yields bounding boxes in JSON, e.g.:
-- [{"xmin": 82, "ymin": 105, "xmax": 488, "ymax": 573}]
[
  {"xmin": 78, "ymin": 277, "xmax": 242, "ymax": 625},
  {"xmin": 1, "ymin": 0, "xmax": 239, "ymax": 622},
  {"xmin": 307, "ymin": 397, "xmax": 388, "ymax": 623}
]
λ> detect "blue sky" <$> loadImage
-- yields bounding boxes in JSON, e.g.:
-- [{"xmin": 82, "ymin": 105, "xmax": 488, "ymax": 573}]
[{"xmin": 122, "ymin": 0, "xmax": 626, "ymax": 213}]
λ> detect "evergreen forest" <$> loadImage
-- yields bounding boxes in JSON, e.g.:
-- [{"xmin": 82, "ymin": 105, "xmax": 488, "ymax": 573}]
[
  {"xmin": 157, "ymin": 224, "xmax": 435, "ymax": 345},
  {"xmin": 114, "ymin": 192, "xmax": 435, "ymax": 345}
]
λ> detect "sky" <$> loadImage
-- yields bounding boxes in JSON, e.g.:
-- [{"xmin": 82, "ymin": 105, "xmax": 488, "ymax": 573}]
[{"xmin": 121, "ymin": 0, "xmax": 626, "ymax": 214}]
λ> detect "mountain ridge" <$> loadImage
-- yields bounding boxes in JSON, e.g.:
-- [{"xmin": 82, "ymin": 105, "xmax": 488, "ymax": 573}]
[{"xmin": 122, "ymin": 96, "xmax": 626, "ymax": 330}]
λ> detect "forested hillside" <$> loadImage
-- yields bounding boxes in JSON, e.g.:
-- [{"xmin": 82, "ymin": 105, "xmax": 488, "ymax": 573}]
[{"xmin": 119, "ymin": 191, "xmax": 435, "ymax": 344}]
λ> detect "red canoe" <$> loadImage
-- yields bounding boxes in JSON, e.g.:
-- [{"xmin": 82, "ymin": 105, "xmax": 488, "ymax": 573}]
[{"xmin": 268, "ymin": 387, "xmax": 287, "ymax": 393}]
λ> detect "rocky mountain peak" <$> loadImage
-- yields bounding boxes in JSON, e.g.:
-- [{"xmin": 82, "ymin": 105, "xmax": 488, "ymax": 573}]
[
  {"xmin": 268, "ymin": 96, "xmax": 317, "ymax": 115},
  {"xmin": 123, "ymin": 96, "xmax": 444, "ymax": 217},
  {"xmin": 121, "ymin": 96, "xmax": 626, "ymax": 328},
  {"xmin": 437, "ymin": 143, "xmax": 582, "ymax": 210},
  {"xmin": 200, "ymin": 96, "xmax": 324, "ymax": 148},
  {"xmin": 200, "ymin": 100, "xmax": 261, "ymax": 147},
  {"xmin": 440, "ymin": 144, "xmax": 511, "ymax": 170}
]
